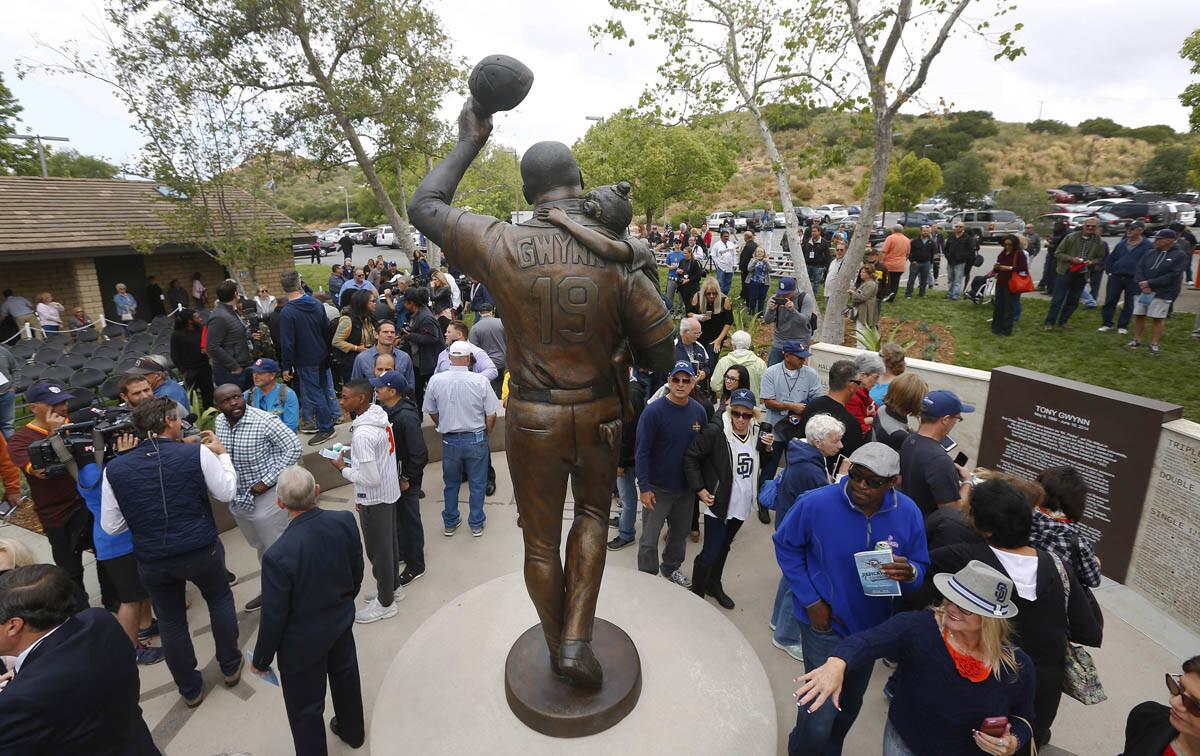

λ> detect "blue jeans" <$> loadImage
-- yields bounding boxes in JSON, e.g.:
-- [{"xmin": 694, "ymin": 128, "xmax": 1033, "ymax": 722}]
[
  {"xmin": 616, "ymin": 467, "xmax": 639, "ymax": 542},
  {"xmin": 746, "ymin": 281, "xmax": 769, "ymax": 316},
  {"xmin": 882, "ymin": 718, "xmax": 919, "ymax": 756},
  {"xmin": 1045, "ymin": 271, "xmax": 1087, "ymax": 327},
  {"xmin": 788, "ymin": 623, "xmax": 875, "ymax": 755},
  {"xmin": 441, "ymin": 431, "xmax": 489, "ymax": 529},
  {"xmin": 665, "ymin": 278, "xmax": 680, "ymax": 315},
  {"xmin": 772, "ymin": 577, "xmax": 804, "ymax": 647},
  {"xmin": 1013, "ymin": 293, "xmax": 1022, "ymax": 323},
  {"xmin": 0, "ymin": 390, "xmax": 14, "ymax": 438},
  {"xmin": 1102, "ymin": 273, "xmax": 1139, "ymax": 329},
  {"xmin": 137, "ymin": 541, "xmax": 240, "ymax": 700},
  {"xmin": 716, "ymin": 269, "xmax": 734, "ymax": 294},
  {"xmin": 905, "ymin": 262, "xmax": 931, "ymax": 297},
  {"xmin": 296, "ymin": 365, "xmax": 337, "ymax": 432},
  {"xmin": 767, "ymin": 346, "xmax": 783, "ymax": 367},
  {"xmin": 947, "ymin": 263, "xmax": 966, "ymax": 299},
  {"xmin": 806, "ymin": 266, "xmax": 826, "ymax": 296}
]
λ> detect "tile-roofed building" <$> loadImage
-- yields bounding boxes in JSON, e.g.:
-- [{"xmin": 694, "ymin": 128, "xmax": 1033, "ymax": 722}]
[{"xmin": 0, "ymin": 176, "xmax": 306, "ymax": 331}]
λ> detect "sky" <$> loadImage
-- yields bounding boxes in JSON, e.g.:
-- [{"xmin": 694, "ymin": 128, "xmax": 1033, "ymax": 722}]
[{"xmin": 1, "ymin": 0, "xmax": 1196, "ymax": 169}]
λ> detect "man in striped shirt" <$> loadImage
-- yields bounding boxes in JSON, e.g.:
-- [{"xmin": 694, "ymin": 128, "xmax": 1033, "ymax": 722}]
[{"xmin": 328, "ymin": 380, "xmax": 403, "ymax": 624}]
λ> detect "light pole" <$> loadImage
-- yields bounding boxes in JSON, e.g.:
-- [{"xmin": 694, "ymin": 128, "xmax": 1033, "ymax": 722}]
[
  {"xmin": 6, "ymin": 133, "xmax": 70, "ymax": 177},
  {"xmin": 337, "ymin": 186, "xmax": 350, "ymax": 221}
]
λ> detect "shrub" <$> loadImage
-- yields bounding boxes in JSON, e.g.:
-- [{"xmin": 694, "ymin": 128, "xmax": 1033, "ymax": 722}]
[
  {"xmin": 1028, "ymin": 119, "xmax": 1071, "ymax": 135},
  {"xmin": 1078, "ymin": 117, "xmax": 1125, "ymax": 138},
  {"xmin": 1124, "ymin": 125, "xmax": 1176, "ymax": 144}
]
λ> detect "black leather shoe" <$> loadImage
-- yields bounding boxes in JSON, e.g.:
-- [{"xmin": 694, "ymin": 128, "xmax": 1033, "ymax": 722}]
[
  {"xmin": 557, "ymin": 640, "xmax": 604, "ymax": 688},
  {"xmin": 330, "ymin": 717, "xmax": 364, "ymax": 749},
  {"xmin": 707, "ymin": 582, "xmax": 735, "ymax": 610},
  {"xmin": 757, "ymin": 506, "xmax": 771, "ymax": 524}
]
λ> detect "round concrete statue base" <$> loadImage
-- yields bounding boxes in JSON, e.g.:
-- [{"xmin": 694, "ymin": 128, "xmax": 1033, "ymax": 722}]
[
  {"xmin": 370, "ymin": 568, "xmax": 776, "ymax": 754},
  {"xmin": 504, "ymin": 618, "xmax": 641, "ymax": 737}
]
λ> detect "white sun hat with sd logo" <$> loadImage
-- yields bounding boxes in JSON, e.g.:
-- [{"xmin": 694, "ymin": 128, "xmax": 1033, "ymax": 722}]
[{"xmin": 933, "ymin": 559, "xmax": 1019, "ymax": 619}]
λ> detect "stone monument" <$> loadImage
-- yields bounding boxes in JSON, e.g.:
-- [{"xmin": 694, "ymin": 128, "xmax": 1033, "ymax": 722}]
[{"xmin": 407, "ymin": 55, "xmax": 675, "ymax": 737}]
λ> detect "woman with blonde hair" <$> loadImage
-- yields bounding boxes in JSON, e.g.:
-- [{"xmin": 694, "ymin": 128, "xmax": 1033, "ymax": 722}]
[
  {"xmin": 874, "ymin": 372, "xmax": 928, "ymax": 451},
  {"xmin": 795, "ymin": 559, "xmax": 1036, "ymax": 756},
  {"xmin": 683, "ymin": 388, "xmax": 774, "ymax": 610},
  {"xmin": 849, "ymin": 265, "xmax": 879, "ymax": 333},
  {"xmin": 35, "ymin": 292, "xmax": 64, "ymax": 334},
  {"xmin": 689, "ymin": 274, "xmax": 734, "ymax": 376}
]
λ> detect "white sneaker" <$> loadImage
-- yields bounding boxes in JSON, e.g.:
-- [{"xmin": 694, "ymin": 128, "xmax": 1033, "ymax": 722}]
[
  {"xmin": 1097, "ymin": 325, "xmax": 1111, "ymax": 332},
  {"xmin": 354, "ymin": 597, "xmax": 399, "ymax": 624},
  {"xmin": 363, "ymin": 587, "xmax": 407, "ymax": 603},
  {"xmin": 1118, "ymin": 328, "xmax": 1128, "ymax": 335},
  {"xmin": 771, "ymin": 637, "xmax": 805, "ymax": 662}
]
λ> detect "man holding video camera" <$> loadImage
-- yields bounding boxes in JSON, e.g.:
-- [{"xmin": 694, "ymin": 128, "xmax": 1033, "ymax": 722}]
[
  {"xmin": 6, "ymin": 382, "xmax": 90, "ymax": 608},
  {"xmin": 100, "ymin": 396, "xmax": 243, "ymax": 707}
]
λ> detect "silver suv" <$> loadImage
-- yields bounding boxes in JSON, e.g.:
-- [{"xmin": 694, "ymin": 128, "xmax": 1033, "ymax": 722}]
[{"xmin": 949, "ymin": 209, "xmax": 1024, "ymax": 243}]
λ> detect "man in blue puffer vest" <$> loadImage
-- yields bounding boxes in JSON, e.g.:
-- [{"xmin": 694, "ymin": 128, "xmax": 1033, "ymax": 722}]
[{"xmin": 100, "ymin": 396, "xmax": 242, "ymax": 708}]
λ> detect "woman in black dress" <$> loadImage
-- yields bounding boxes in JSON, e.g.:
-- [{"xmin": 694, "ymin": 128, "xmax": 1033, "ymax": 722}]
[{"xmin": 169, "ymin": 308, "xmax": 213, "ymax": 409}]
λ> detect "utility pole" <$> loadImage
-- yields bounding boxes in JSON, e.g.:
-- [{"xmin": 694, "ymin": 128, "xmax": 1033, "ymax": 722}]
[
  {"xmin": 338, "ymin": 186, "xmax": 350, "ymax": 221},
  {"xmin": 513, "ymin": 149, "xmax": 521, "ymax": 219},
  {"xmin": 6, "ymin": 133, "xmax": 70, "ymax": 177},
  {"xmin": 1036, "ymin": 101, "xmax": 1047, "ymax": 120}
]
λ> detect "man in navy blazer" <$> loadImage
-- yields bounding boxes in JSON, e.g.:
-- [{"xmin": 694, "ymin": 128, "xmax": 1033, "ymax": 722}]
[
  {"xmin": 251, "ymin": 465, "xmax": 366, "ymax": 755},
  {"xmin": 0, "ymin": 564, "xmax": 158, "ymax": 755}
]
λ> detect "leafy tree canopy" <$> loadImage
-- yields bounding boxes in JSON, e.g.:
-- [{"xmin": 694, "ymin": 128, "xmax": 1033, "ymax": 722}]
[
  {"xmin": 855, "ymin": 152, "xmax": 943, "ymax": 213},
  {"xmin": 1027, "ymin": 119, "xmax": 1070, "ymax": 135},
  {"xmin": 1077, "ymin": 117, "xmax": 1125, "ymax": 138},
  {"xmin": 1140, "ymin": 144, "xmax": 1193, "ymax": 194},
  {"xmin": 1181, "ymin": 28, "xmax": 1200, "ymax": 133},
  {"xmin": 941, "ymin": 154, "xmax": 992, "ymax": 208}
]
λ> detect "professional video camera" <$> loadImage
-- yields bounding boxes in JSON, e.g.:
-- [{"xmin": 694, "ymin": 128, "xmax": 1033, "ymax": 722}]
[{"xmin": 26, "ymin": 407, "xmax": 135, "ymax": 479}]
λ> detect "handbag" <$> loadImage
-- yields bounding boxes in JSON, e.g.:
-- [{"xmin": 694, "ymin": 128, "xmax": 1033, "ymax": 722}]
[
  {"xmin": 1008, "ymin": 271, "xmax": 1035, "ymax": 294},
  {"xmin": 1049, "ymin": 551, "xmax": 1107, "ymax": 705}
]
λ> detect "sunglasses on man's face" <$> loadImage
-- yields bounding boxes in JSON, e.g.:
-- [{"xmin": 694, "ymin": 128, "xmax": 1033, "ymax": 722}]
[
  {"xmin": 848, "ymin": 465, "xmax": 890, "ymax": 490},
  {"xmin": 730, "ymin": 410, "xmax": 754, "ymax": 420},
  {"xmin": 669, "ymin": 376, "xmax": 693, "ymax": 385},
  {"xmin": 1167, "ymin": 673, "xmax": 1200, "ymax": 717}
]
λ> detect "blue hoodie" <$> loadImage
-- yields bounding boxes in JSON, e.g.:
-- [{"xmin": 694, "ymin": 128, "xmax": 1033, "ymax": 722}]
[
  {"xmin": 774, "ymin": 438, "xmax": 829, "ymax": 529},
  {"xmin": 773, "ymin": 479, "xmax": 929, "ymax": 637},
  {"xmin": 1104, "ymin": 237, "xmax": 1152, "ymax": 276},
  {"xmin": 278, "ymin": 294, "xmax": 330, "ymax": 371}
]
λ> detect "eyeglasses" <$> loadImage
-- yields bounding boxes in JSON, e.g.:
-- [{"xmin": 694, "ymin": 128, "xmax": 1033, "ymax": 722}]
[
  {"xmin": 848, "ymin": 465, "xmax": 891, "ymax": 490},
  {"xmin": 723, "ymin": 375, "xmax": 739, "ymax": 383},
  {"xmin": 669, "ymin": 376, "xmax": 693, "ymax": 385},
  {"xmin": 730, "ymin": 411, "xmax": 753, "ymax": 420},
  {"xmin": 1167, "ymin": 673, "xmax": 1200, "ymax": 717}
]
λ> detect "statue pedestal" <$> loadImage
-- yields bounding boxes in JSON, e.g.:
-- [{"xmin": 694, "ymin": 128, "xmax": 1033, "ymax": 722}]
[{"xmin": 370, "ymin": 568, "xmax": 776, "ymax": 754}]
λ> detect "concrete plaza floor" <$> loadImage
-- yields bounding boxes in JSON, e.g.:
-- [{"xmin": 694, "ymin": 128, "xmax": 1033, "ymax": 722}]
[{"xmin": 2, "ymin": 449, "xmax": 1196, "ymax": 755}]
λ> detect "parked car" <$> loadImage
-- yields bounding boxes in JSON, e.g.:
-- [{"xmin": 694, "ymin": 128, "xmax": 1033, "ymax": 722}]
[
  {"xmin": 948, "ymin": 209, "xmax": 1024, "ymax": 242},
  {"xmin": 358, "ymin": 227, "xmax": 380, "ymax": 245},
  {"xmin": 291, "ymin": 235, "xmax": 320, "ymax": 258},
  {"xmin": 773, "ymin": 211, "xmax": 787, "ymax": 228},
  {"xmin": 1166, "ymin": 201, "xmax": 1197, "ymax": 227},
  {"xmin": 707, "ymin": 211, "xmax": 734, "ymax": 230},
  {"xmin": 1046, "ymin": 188, "xmax": 1073, "ymax": 203},
  {"xmin": 794, "ymin": 206, "xmax": 821, "ymax": 225},
  {"xmin": 1037, "ymin": 212, "xmax": 1092, "ymax": 232},
  {"xmin": 1112, "ymin": 184, "xmax": 1142, "ymax": 197},
  {"xmin": 816, "ymin": 204, "xmax": 849, "ymax": 222},
  {"xmin": 376, "ymin": 225, "xmax": 396, "ymax": 247},
  {"xmin": 915, "ymin": 196, "xmax": 949, "ymax": 212},
  {"xmin": 1094, "ymin": 201, "xmax": 1174, "ymax": 232},
  {"xmin": 1082, "ymin": 211, "xmax": 1127, "ymax": 235},
  {"xmin": 319, "ymin": 225, "xmax": 368, "ymax": 250},
  {"xmin": 737, "ymin": 209, "xmax": 765, "ymax": 232},
  {"xmin": 879, "ymin": 211, "xmax": 943, "ymax": 228},
  {"xmin": 1071, "ymin": 197, "xmax": 1130, "ymax": 214},
  {"xmin": 1058, "ymin": 183, "xmax": 1104, "ymax": 202}
]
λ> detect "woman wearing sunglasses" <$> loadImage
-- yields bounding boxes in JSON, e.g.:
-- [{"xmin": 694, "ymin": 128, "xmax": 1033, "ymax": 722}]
[
  {"xmin": 682, "ymin": 388, "xmax": 773, "ymax": 610},
  {"xmin": 253, "ymin": 285, "xmax": 277, "ymax": 317},
  {"xmin": 795, "ymin": 560, "xmax": 1035, "ymax": 756},
  {"xmin": 1121, "ymin": 659, "xmax": 1200, "ymax": 756}
]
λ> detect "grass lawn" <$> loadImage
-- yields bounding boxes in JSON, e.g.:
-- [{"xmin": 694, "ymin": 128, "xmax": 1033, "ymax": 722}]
[{"xmin": 877, "ymin": 291, "xmax": 1199, "ymax": 420}]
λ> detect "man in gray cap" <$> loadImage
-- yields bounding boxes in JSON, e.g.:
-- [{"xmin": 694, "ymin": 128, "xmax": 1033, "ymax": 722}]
[
  {"xmin": 774, "ymin": 441, "xmax": 928, "ymax": 755},
  {"xmin": 1126, "ymin": 228, "xmax": 1190, "ymax": 355}
]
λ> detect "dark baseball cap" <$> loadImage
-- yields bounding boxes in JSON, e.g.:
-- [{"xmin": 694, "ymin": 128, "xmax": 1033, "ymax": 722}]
[
  {"xmin": 920, "ymin": 389, "xmax": 975, "ymax": 418},
  {"xmin": 1128, "ymin": 220, "xmax": 1145, "ymax": 230},
  {"xmin": 27, "ymin": 381, "xmax": 74, "ymax": 405},
  {"xmin": 1155, "ymin": 229, "xmax": 1178, "ymax": 240},
  {"xmin": 248, "ymin": 358, "xmax": 280, "ymax": 374},
  {"xmin": 125, "ymin": 356, "xmax": 167, "ymax": 375},
  {"xmin": 729, "ymin": 388, "xmax": 756, "ymax": 409},
  {"xmin": 780, "ymin": 340, "xmax": 811, "ymax": 358},
  {"xmin": 776, "ymin": 277, "xmax": 796, "ymax": 295},
  {"xmin": 369, "ymin": 370, "xmax": 410, "ymax": 394},
  {"xmin": 670, "ymin": 360, "xmax": 696, "ymax": 377}
]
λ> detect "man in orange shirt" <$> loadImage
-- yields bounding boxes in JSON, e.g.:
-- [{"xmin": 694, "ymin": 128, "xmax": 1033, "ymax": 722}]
[{"xmin": 879, "ymin": 224, "xmax": 910, "ymax": 302}]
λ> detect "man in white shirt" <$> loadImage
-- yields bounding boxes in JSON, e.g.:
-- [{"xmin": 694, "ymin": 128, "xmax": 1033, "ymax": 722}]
[
  {"xmin": 434, "ymin": 319, "xmax": 498, "ymax": 380},
  {"xmin": 327, "ymin": 379, "xmax": 404, "ymax": 625},
  {"xmin": 100, "ymin": 397, "xmax": 242, "ymax": 707},
  {"xmin": 710, "ymin": 229, "xmax": 739, "ymax": 295},
  {"xmin": 423, "ymin": 341, "xmax": 499, "ymax": 537}
]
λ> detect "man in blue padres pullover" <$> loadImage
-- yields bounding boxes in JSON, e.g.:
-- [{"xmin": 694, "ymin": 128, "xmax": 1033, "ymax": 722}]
[
  {"xmin": 774, "ymin": 441, "xmax": 929, "ymax": 756},
  {"xmin": 1098, "ymin": 220, "xmax": 1152, "ymax": 333}
]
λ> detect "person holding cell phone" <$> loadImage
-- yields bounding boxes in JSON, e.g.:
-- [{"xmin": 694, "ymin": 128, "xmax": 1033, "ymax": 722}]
[{"xmin": 794, "ymin": 560, "xmax": 1034, "ymax": 755}]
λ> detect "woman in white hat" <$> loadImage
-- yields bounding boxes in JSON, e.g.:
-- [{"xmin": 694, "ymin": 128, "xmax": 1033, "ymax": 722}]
[{"xmin": 794, "ymin": 560, "xmax": 1035, "ymax": 756}]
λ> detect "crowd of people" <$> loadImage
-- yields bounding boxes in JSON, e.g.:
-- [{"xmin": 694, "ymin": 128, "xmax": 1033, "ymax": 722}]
[{"xmin": 0, "ymin": 224, "xmax": 1194, "ymax": 755}]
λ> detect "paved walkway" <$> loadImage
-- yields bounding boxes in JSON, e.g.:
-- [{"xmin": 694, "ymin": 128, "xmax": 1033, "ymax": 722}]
[{"xmin": 2, "ymin": 452, "xmax": 1194, "ymax": 755}]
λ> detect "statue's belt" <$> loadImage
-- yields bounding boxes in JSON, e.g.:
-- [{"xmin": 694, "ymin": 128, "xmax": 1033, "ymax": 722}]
[{"xmin": 511, "ymin": 382, "xmax": 616, "ymax": 405}]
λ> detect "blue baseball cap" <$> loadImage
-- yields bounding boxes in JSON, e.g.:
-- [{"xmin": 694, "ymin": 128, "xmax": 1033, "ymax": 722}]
[
  {"xmin": 26, "ymin": 381, "xmax": 75, "ymax": 406},
  {"xmin": 921, "ymin": 389, "xmax": 975, "ymax": 418},
  {"xmin": 248, "ymin": 357, "xmax": 280, "ymax": 374},
  {"xmin": 780, "ymin": 340, "xmax": 811, "ymax": 358},
  {"xmin": 730, "ymin": 388, "xmax": 756, "ymax": 409},
  {"xmin": 670, "ymin": 360, "xmax": 696, "ymax": 377},
  {"xmin": 777, "ymin": 277, "xmax": 796, "ymax": 295},
  {"xmin": 369, "ymin": 370, "xmax": 410, "ymax": 394},
  {"xmin": 1155, "ymin": 228, "xmax": 1178, "ymax": 240}
]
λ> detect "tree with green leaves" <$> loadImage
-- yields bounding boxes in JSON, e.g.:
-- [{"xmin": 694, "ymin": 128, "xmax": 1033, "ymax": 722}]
[
  {"xmin": 1077, "ymin": 117, "xmax": 1125, "ymax": 138},
  {"xmin": 43, "ymin": 149, "xmax": 120, "ymax": 178},
  {"xmin": 1027, "ymin": 119, "xmax": 1070, "ymax": 135},
  {"xmin": 903, "ymin": 125, "xmax": 973, "ymax": 166},
  {"xmin": 1140, "ymin": 144, "xmax": 1193, "ymax": 194},
  {"xmin": 1189, "ymin": 146, "xmax": 1200, "ymax": 190},
  {"xmin": 856, "ymin": 152, "xmax": 943, "ymax": 213},
  {"xmin": 594, "ymin": 0, "xmax": 1023, "ymax": 345},
  {"xmin": 995, "ymin": 179, "xmax": 1052, "ymax": 228},
  {"xmin": 22, "ymin": 0, "xmax": 461, "ymax": 268},
  {"xmin": 1181, "ymin": 28, "xmax": 1200, "ymax": 133},
  {"xmin": 573, "ymin": 111, "xmax": 738, "ymax": 230},
  {"xmin": 0, "ymin": 73, "xmax": 36, "ymax": 174},
  {"xmin": 941, "ymin": 155, "xmax": 991, "ymax": 208}
]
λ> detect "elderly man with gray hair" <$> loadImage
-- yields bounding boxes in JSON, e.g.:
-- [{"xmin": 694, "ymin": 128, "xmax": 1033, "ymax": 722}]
[
  {"xmin": 251, "ymin": 465, "xmax": 367, "ymax": 754},
  {"xmin": 674, "ymin": 316, "xmax": 710, "ymax": 386},
  {"xmin": 709, "ymin": 329, "xmax": 767, "ymax": 397}
]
